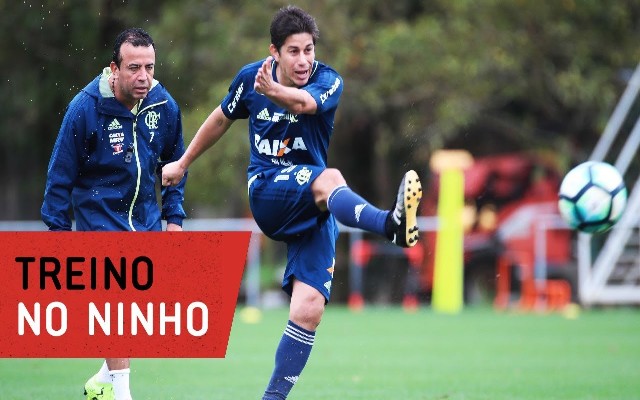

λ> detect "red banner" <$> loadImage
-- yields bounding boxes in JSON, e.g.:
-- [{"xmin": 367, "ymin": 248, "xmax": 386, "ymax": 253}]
[{"xmin": 0, "ymin": 231, "xmax": 250, "ymax": 358}]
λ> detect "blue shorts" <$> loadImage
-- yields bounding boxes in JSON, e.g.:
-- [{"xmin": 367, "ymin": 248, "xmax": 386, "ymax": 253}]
[{"xmin": 248, "ymin": 165, "xmax": 339, "ymax": 301}]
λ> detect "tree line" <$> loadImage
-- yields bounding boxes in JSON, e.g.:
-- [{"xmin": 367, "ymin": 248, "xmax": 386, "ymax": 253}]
[{"xmin": 2, "ymin": 0, "xmax": 639, "ymax": 220}]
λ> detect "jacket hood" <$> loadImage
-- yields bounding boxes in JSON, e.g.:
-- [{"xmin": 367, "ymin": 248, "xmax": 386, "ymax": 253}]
[{"xmin": 82, "ymin": 68, "xmax": 166, "ymax": 116}]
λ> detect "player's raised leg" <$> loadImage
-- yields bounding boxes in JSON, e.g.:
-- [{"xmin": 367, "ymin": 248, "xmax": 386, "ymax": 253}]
[{"xmin": 319, "ymin": 168, "xmax": 422, "ymax": 247}]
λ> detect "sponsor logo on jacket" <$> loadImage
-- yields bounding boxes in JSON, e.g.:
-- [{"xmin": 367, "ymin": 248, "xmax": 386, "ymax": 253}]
[
  {"xmin": 108, "ymin": 119, "xmax": 123, "ymax": 131},
  {"xmin": 109, "ymin": 132, "xmax": 124, "ymax": 144}
]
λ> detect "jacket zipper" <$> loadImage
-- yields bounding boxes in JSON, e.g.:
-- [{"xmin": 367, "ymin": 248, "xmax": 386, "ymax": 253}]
[{"xmin": 126, "ymin": 100, "xmax": 168, "ymax": 231}]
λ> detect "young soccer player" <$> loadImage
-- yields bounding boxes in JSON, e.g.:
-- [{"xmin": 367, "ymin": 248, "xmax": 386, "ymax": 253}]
[{"xmin": 162, "ymin": 6, "xmax": 422, "ymax": 398}]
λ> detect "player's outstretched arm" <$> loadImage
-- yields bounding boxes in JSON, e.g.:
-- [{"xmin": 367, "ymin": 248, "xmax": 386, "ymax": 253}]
[{"xmin": 162, "ymin": 106, "xmax": 234, "ymax": 186}]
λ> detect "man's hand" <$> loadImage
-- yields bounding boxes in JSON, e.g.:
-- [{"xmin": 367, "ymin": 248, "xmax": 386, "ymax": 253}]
[
  {"xmin": 166, "ymin": 223, "xmax": 182, "ymax": 232},
  {"xmin": 254, "ymin": 56, "xmax": 276, "ymax": 96},
  {"xmin": 162, "ymin": 161, "xmax": 186, "ymax": 187}
]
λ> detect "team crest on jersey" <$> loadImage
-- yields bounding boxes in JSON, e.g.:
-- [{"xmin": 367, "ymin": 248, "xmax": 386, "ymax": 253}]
[
  {"xmin": 295, "ymin": 167, "xmax": 313, "ymax": 185},
  {"xmin": 144, "ymin": 111, "xmax": 160, "ymax": 129}
]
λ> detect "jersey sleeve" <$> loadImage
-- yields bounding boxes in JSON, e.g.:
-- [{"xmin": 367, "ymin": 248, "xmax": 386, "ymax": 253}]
[
  {"xmin": 303, "ymin": 63, "xmax": 343, "ymax": 114},
  {"xmin": 220, "ymin": 67, "xmax": 253, "ymax": 120}
]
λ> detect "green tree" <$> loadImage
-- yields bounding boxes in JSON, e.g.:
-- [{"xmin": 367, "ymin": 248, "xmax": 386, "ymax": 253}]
[{"xmin": 2, "ymin": 0, "xmax": 639, "ymax": 219}]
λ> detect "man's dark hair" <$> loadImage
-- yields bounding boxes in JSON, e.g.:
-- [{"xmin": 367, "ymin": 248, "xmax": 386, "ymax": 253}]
[
  {"xmin": 112, "ymin": 28, "xmax": 155, "ymax": 67},
  {"xmin": 270, "ymin": 6, "xmax": 319, "ymax": 51}
]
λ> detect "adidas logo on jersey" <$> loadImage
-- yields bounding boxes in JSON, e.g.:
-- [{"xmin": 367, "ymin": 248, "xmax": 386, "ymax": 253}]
[
  {"xmin": 257, "ymin": 108, "xmax": 271, "ymax": 121},
  {"xmin": 284, "ymin": 376, "xmax": 299, "ymax": 385},
  {"xmin": 108, "ymin": 119, "xmax": 123, "ymax": 131},
  {"xmin": 255, "ymin": 108, "xmax": 298, "ymax": 123},
  {"xmin": 354, "ymin": 204, "xmax": 367, "ymax": 222}
]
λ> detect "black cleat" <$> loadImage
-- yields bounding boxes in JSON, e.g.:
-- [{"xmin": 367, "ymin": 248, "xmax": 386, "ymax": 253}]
[{"xmin": 390, "ymin": 170, "xmax": 422, "ymax": 248}]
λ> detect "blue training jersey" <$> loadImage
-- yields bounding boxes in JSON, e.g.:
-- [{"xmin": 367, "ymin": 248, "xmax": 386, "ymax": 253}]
[{"xmin": 220, "ymin": 58, "xmax": 343, "ymax": 177}]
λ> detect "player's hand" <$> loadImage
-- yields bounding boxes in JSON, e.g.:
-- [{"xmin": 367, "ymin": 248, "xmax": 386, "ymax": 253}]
[
  {"xmin": 162, "ymin": 161, "xmax": 186, "ymax": 186},
  {"xmin": 166, "ymin": 223, "xmax": 182, "ymax": 232},
  {"xmin": 254, "ymin": 56, "xmax": 275, "ymax": 95}
]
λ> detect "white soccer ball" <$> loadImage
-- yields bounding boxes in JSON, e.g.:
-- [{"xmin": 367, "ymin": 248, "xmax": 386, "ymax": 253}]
[{"xmin": 558, "ymin": 161, "xmax": 627, "ymax": 233}]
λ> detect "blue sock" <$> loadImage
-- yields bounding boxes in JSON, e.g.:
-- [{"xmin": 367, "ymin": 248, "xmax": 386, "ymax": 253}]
[
  {"xmin": 327, "ymin": 185, "xmax": 390, "ymax": 237},
  {"xmin": 262, "ymin": 321, "xmax": 315, "ymax": 400}
]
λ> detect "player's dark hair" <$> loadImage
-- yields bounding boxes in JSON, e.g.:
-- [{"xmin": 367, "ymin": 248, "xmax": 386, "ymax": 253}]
[
  {"xmin": 112, "ymin": 28, "xmax": 155, "ymax": 67},
  {"xmin": 270, "ymin": 5, "xmax": 319, "ymax": 51}
]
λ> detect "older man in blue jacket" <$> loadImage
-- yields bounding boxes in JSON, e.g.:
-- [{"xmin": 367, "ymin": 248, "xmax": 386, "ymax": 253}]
[{"xmin": 41, "ymin": 28, "xmax": 186, "ymax": 400}]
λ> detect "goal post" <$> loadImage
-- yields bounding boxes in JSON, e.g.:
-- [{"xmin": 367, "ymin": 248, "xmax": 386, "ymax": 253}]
[{"xmin": 430, "ymin": 150, "xmax": 473, "ymax": 314}]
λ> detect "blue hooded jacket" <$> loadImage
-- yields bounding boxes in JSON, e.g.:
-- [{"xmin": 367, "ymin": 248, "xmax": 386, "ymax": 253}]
[{"xmin": 41, "ymin": 68, "xmax": 187, "ymax": 231}]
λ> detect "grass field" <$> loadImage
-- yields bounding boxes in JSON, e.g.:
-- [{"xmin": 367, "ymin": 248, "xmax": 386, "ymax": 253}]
[{"xmin": 1, "ymin": 305, "xmax": 639, "ymax": 399}]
